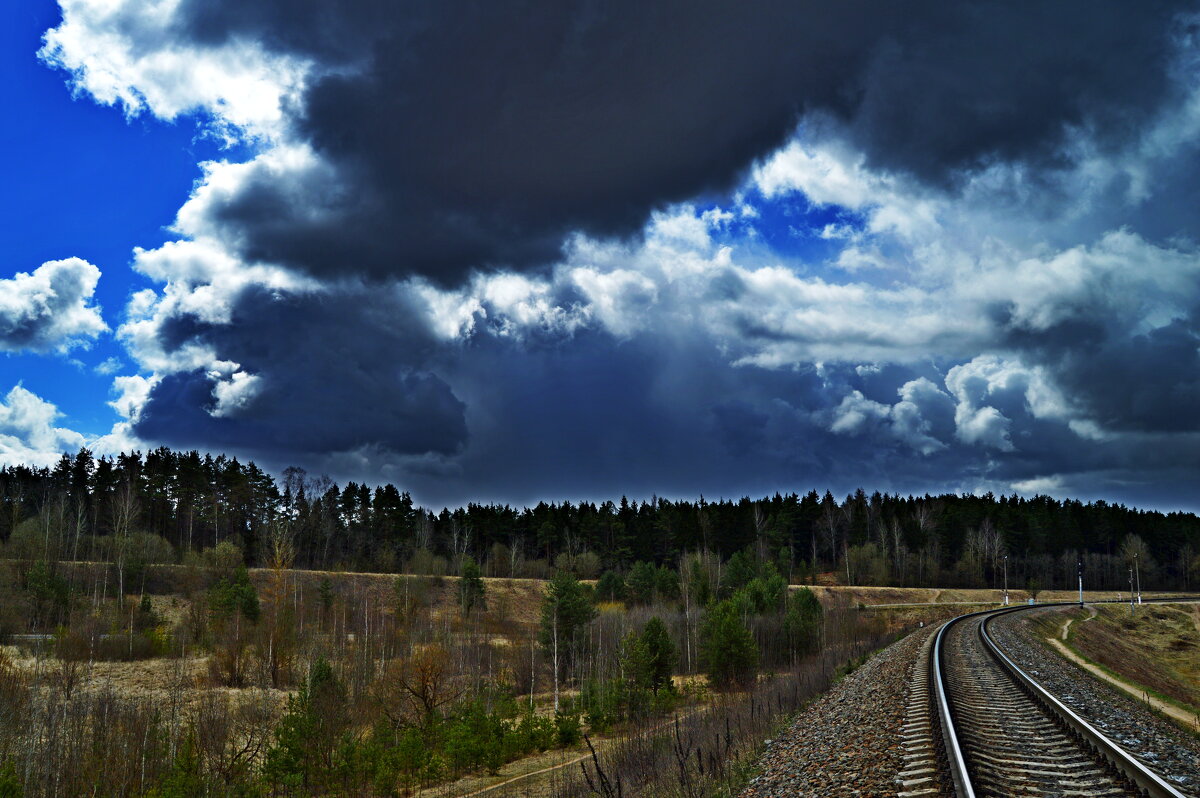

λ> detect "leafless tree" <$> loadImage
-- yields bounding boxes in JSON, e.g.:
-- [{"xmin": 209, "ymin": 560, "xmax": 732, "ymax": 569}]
[{"xmin": 112, "ymin": 478, "xmax": 140, "ymax": 599}]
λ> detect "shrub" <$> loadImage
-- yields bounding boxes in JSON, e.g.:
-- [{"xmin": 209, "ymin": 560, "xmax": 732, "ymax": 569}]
[
  {"xmin": 263, "ymin": 658, "xmax": 349, "ymax": 792},
  {"xmin": 574, "ymin": 551, "xmax": 602, "ymax": 579},
  {"xmin": 654, "ymin": 565, "xmax": 680, "ymax": 601},
  {"xmin": 406, "ymin": 548, "xmax": 448, "ymax": 576},
  {"xmin": 202, "ymin": 541, "xmax": 243, "ymax": 572},
  {"xmin": 579, "ymin": 679, "xmax": 623, "ymax": 732},
  {"xmin": 554, "ymin": 711, "xmax": 582, "ymax": 746},
  {"xmin": 519, "ymin": 558, "xmax": 551, "ymax": 580},
  {"xmin": 3, "ymin": 519, "xmax": 45, "ymax": 561},
  {"xmin": 737, "ymin": 563, "xmax": 787, "ymax": 614},
  {"xmin": 722, "ymin": 550, "xmax": 758, "ymax": 595},
  {"xmin": 578, "ymin": 675, "xmax": 667, "ymax": 731},
  {"xmin": 784, "ymin": 587, "xmax": 823, "ymax": 656},
  {"xmin": 24, "ymin": 561, "xmax": 70, "ymax": 631},
  {"xmin": 626, "ymin": 561, "xmax": 657, "ymax": 605},
  {"xmin": 0, "ymin": 762, "xmax": 19, "ymax": 798},
  {"xmin": 387, "ymin": 725, "xmax": 444, "ymax": 790},
  {"xmin": 150, "ymin": 732, "xmax": 204, "ymax": 798},
  {"xmin": 444, "ymin": 701, "xmax": 508, "ymax": 775},
  {"xmin": 207, "ymin": 622, "xmax": 252, "ymax": 687},
  {"xmin": 484, "ymin": 542, "xmax": 512, "ymax": 577}
]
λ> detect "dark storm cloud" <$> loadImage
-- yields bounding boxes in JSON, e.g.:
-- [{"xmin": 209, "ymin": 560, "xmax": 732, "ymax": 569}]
[
  {"xmin": 132, "ymin": 285, "xmax": 467, "ymax": 457},
  {"xmin": 174, "ymin": 0, "xmax": 1188, "ymax": 283},
  {"xmin": 400, "ymin": 328, "xmax": 1200, "ymax": 510},
  {"xmin": 403, "ymin": 330, "xmax": 848, "ymax": 504},
  {"xmin": 398, "ymin": 333, "xmax": 1008, "ymax": 506},
  {"xmin": 842, "ymin": 5, "xmax": 1188, "ymax": 185},
  {"xmin": 1004, "ymin": 315, "xmax": 1200, "ymax": 435}
]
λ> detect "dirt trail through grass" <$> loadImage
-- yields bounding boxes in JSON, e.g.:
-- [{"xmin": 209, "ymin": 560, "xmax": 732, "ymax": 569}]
[
  {"xmin": 441, "ymin": 750, "xmax": 591, "ymax": 798},
  {"xmin": 1059, "ymin": 606, "xmax": 1096, "ymax": 640},
  {"xmin": 1046, "ymin": 637, "xmax": 1199, "ymax": 728}
]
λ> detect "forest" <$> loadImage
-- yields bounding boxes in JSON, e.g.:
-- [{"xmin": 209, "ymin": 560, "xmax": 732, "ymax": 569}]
[{"xmin": 2, "ymin": 447, "xmax": 1197, "ymax": 592}]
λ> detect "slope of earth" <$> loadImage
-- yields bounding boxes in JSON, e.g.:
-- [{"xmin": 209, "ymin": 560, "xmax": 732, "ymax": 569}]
[
  {"xmin": 1063, "ymin": 602, "xmax": 1200, "ymax": 712},
  {"xmin": 740, "ymin": 625, "xmax": 936, "ymax": 797}
]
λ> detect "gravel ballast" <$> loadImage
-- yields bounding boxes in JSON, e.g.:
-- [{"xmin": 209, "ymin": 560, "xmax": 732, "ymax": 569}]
[{"xmin": 741, "ymin": 626, "xmax": 935, "ymax": 798}]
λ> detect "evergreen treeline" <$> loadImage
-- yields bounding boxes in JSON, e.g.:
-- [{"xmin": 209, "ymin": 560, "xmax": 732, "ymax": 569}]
[{"xmin": 2, "ymin": 447, "xmax": 1198, "ymax": 590}]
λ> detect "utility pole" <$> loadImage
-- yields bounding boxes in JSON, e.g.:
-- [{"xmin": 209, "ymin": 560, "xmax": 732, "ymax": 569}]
[
  {"xmin": 1134, "ymin": 552, "xmax": 1142, "ymax": 605},
  {"xmin": 1077, "ymin": 560, "xmax": 1083, "ymax": 606},
  {"xmin": 1003, "ymin": 555, "xmax": 1009, "ymax": 606},
  {"xmin": 1129, "ymin": 566, "xmax": 1135, "ymax": 615}
]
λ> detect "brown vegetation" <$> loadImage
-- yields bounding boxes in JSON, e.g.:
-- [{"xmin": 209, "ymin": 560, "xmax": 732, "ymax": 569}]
[{"xmin": 0, "ymin": 551, "xmax": 897, "ymax": 796}]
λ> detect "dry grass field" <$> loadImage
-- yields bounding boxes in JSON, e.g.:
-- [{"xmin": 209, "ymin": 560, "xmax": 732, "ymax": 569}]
[{"xmin": 802, "ymin": 583, "xmax": 1171, "ymax": 607}]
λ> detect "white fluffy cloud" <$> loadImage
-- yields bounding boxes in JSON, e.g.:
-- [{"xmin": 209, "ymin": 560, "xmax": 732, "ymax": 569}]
[
  {"xmin": 0, "ymin": 385, "xmax": 86, "ymax": 467},
  {"xmin": 40, "ymin": 0, "xmax": 310, "ymax": 141},
  {"xmin": 0, "ymin": 258, "xmax": 106, "ymax": 353},
  {"xmin": 119, "ymin": 238, "xmax": 315, "ymax": 375},
  {"xmin": 830, "ymin": 378, "xmax": 955, "ymax": 456}
]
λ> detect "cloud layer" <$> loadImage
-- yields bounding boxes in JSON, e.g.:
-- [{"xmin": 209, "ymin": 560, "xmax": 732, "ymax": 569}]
[
  {"xmin": 45, "ymin": 0, "xmax": 1191, "ymax": 283},
  {"xmin": 33, "ymin": 0, "xmax": 1200, "ymax": 510}
]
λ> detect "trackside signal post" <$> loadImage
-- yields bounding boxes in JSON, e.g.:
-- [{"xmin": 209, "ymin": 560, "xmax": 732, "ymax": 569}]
[
  {"xmin": 1003, "ymin": 554, "xmax": 1009, "ymax": 605},
  {"xmin": 1077, "ymin": 561, "xmax": 1083, "ymax": 606},
  {"xmin": 1134, "ymin": 552, "xmax": 1143, "ymax": 605}
]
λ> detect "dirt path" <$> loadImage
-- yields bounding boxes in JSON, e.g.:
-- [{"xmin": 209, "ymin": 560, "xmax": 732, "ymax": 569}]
[
  {"xmin": 1059, "ymin": 606, "xmax": 1096, "ymax": 640},
  {"xmin": 451, "ymin": 751, "xmax": 591, "ymax": 798},
  {"xmin": 1046, "ymin": 638, "xmax": 1200, "ymax": 729}
]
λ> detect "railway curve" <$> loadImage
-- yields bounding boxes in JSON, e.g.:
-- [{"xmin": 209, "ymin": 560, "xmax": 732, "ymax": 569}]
[{"xmin": 921, "ymin": 601, "xmax": 1197, "ymax": 798}]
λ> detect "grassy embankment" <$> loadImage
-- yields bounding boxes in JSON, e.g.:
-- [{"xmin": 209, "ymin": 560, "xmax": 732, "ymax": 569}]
[{"xmin": 1023, "ymin": 602, "xmax": 1200, "ymax": 732}]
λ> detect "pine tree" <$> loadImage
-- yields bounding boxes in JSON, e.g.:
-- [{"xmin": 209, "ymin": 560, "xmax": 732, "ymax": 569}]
[
  {"xmin": 699, "ymin": 599, "xmax": 758, "ymax": 690},
  {"xmin": 458, "ymin": 557, "xmax": 486, "ymax": 615},
  {"xmin": 626, "ymin": 617, "xmax": 677, "ymax": 693},
  {"xmin": 539, "ymin": 570, "xmax": 596, "ymax": 708}
]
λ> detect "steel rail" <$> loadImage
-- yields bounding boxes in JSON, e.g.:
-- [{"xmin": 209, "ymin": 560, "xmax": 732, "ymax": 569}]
[
  {"xmin": 931, "ymin": 610, "xmax": 979, "ymax": 798},
  {"xmin": 932, "ymin": 597, "xmax": 1199, "ymax": 798}
]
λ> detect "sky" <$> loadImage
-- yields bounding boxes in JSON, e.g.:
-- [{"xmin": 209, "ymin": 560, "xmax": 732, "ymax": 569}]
[{"xmin": 3, "ymin": 0, "xmax": 1200, "ymax": 510}]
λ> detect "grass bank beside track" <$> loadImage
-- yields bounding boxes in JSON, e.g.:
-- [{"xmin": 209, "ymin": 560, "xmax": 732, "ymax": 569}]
[{"xmin": 1021, "ymin": 602, "xmax": 1200, "ymax": 735}]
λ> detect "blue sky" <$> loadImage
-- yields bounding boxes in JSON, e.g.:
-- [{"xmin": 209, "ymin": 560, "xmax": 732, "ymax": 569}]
[
  {"xmin": 3, "ymin": 0, "xmax": 1200, "ymax": 511},
  {"xmin": 0, "ymin": 0, "xmax": 212, "ymax": 431}
]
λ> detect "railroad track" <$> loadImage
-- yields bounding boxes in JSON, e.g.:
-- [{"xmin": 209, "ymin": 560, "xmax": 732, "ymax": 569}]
[{"xmin": 899, "ymin": 602, "xmax": 1195, "ymax": 798}]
